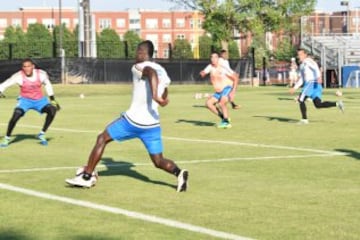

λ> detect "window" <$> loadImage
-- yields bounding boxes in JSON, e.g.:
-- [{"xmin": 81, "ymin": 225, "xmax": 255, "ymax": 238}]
[
  {"xmin": 176, "ymin": 34, "xmax": 185, "ymax": 40},
  {"xmin": 116, "ymin": 18, "xmax": 125, "ymax": 28},
  {"xmin": 130, "ymin": 19, "xmax": 140, "ymax": 24},
  {"xmin": 145, "ymin": 19, "xmax": 158, "ymax": 29},
  {"xmin": 27, "ymin": 18, "xmax": 37, "ymax": 25},
  {"xmin": 162, "ymin": 34, "xmax": 171, "ymax": 43},
  {"xmin": 163, "ymin": 49, "xmax": 170, "ymax": 58},
  {"xmin": 146, "ymin": 34, "xmax": 158, "ymax": 46},
  {"xmin": 0, "ymin": 19, "xmax": 8, "ymax": 28},
  {"xmin": 61, "ymin": 18, "xmax": 70, "ymax": 27},
  {"xmin": 190, "ymin": 19, "xmax": 202, "ymax": 29},
  {"xmin": 162, "ymin": 18, "xmax": 171, "ymax": 28},
  {"xmin": 99, "ymin": 18, "xmax": 111, "ymax": 29},
  {"xmin": 42, "ymin": 18, "xmax": 55, "ymax": 30},
  {"xmin": 11, "ymin": 18, "xmax": 21, "ymax": 27},
  {"xmin": 176, "ymin": 18, "xmax": 185, "ymax": 28}
]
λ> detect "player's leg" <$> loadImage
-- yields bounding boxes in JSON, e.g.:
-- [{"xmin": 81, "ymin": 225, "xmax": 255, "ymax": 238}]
[
  {"xmin": 141, "ymin": 126, "xmax": 188, "ymax": 192},
  {"xmin": 38, "ymin": 104, "xmax": 57, "ymax": 145},
  {"xmin": 0, "ymin": 108, "xmax": 24, "ymax": 147},
  {"xmin": 297, "ymin": 93, "xmax": 309, "ymax": 124},
  {"xmin": 206, "ymin": 95, "xmax": 223, "ymax": 119}
]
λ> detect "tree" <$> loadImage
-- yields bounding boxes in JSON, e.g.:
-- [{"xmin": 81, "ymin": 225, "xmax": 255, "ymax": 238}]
[
  {"xmin": 0, "ymin": 26, "xmax": 25, "ymax": 59},
  {"xmin": 97, "ymin": 28, "xmax": 124, "ymax": 58},
  {"xmin": 172, "ymin": 39, "xmax": 193, "ymax": 59},
  {"xmin": 167, "ymin": 0, "xmax": 315, "ymax": 61},
  {"xmin": 123, "ymin": 31, "xmax": 142, "ymax": 58},
  {"xmin": 53, "ymin": 24, "xmax": 77, "ymax": 58},
  {"xmin": 25, "ymin": 23, "xmax": 53, "ymax": 58},
  {"xmin": 198, "ymin": 35, "xmax": 213, "ymax": 59},
  {"xmin": 228, "ymin": 40, "xmax": 240, "ymax": 59},
  {"xmin": 274, "ymin": 36, "xmax": 296, "ymax": 61}
]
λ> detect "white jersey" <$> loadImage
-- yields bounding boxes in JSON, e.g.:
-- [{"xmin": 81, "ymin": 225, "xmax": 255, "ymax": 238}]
[
  {"xmin": 0, "ymin": 69, "xmax": 54, "ymax": 96},
  {"xmin": 124, "ymin": 61, "xmax": 171, "ymax": 128},
  {"xmin": 294, "ymin": 57, "xmax": 320, "ymax": 90}
]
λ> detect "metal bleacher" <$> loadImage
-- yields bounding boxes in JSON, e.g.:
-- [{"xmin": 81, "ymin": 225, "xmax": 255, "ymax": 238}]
[{"xmin": 302, "ymin": 34, "xmax": 360, "ymax": 87}]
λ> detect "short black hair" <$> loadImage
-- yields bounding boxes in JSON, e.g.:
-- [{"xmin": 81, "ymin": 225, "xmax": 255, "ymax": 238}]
[
  {"xmin": 297, "ymin": 48, "xmax": 308, "ymax": 54},
  {"xmin": 139, "ymin": 40, "xmax": 154, "ymax": 58},
  {"xmin": 22, "ymin": 58, "xmax": 35, "ymax": 65},
  {"xmin": 220, "ymin": 49, "xmax": 227, "ymax": 54}
]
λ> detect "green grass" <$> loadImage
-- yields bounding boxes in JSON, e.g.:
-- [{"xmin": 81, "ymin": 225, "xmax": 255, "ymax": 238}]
[{"xmin": 0, "ymin": 84, "xmax": 359, "ymax": 240}]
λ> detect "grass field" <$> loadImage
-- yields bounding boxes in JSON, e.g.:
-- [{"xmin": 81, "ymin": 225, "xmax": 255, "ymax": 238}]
[{"xmin": 0, "ymin": 84, "xmax": 359, "ymax": 240}]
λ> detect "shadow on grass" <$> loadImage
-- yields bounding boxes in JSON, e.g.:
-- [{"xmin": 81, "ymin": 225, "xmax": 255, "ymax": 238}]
[
  {"xmin": 0, "ymin": 231, "xmax": 30, "ymax": 240},
  {"xmin": 176, "ymin": 119, "xmax": 215, "ymax": 127},
  {"xmin": 192, "ymin": 104, "xmax": 206, "ymax": 108},
  {"xmin": 253, "ymin": 115, "xmax": 298, "ymax": 123},
  {"xmin": 8, "ymin": 134, "xmax": 53, "ymax": 145},
  {"xmin": 278, "ymin": 97, "xmax": 295, "ymax": 101},
  {"xmin": 335, "ymin": 149, "xmax": 360, "ymax": 160},
  {"xmin": 98, "ymin": 158, "xmax": 176, "ymax": 190}
]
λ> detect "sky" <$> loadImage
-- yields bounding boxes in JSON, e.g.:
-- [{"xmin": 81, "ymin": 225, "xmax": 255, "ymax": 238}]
[{"xmin": 2, "ymin": 0, "xmax": 360, "ymax": 12}]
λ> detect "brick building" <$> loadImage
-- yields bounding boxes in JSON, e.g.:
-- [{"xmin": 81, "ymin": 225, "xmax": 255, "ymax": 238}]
[{"xmin": 0, "ymin": 8, "xmax": 217, "ymax": 58}]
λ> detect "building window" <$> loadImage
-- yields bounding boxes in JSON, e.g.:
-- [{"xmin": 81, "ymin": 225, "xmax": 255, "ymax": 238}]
[
  {"xmin": 176, "ymin": 18, "xmax": 185, "ymax": 28},
  {"xmin": 27, "ymin": 18, "xmax": 37, "ymax": 25},
  {"xmin": 42, "ymin": 18, "xmax": 55, "ymax": 30},
  {"xmin": 162, "ymin": 18, "xmax": 171, "ymax": 28},
  {"xmin": 61, "ymin": 18, "xmax": 70, "ymax": 27},
  {"xmin": 162, "ymin": 34, "xmax": 171, "ymax": 43},
  {"xmin": 146, "ymin": 34, "xmax": 158, "ymax": 45},
  {"xmin": 0, "ymin": 19, "xmax": 8, "ymax": 28},
  {"xmin": 176, "ymin": 34, "xmax": 185, "ymax": 40},
  {"xmin": 99, "ymin": 18, "xmax": 111, "ymax": 29},
  {"xmin": 130, "ymin": 19, "xmax": 140, "ymax": 24},
  {"xmin": 11, "ymin": 18, "xmax": 21, "ymax": 27},
  {"xmin": 163, "ymin": 49, "xmax": 170, "ymax": 58},
  {"xmin": 146, "ymin": 19, "xmax": 158, "ymax": 29},
  {"xmin": 190, "ymin": 19, "xmax": 202, "ymax": 29},
  {"xmin": 116, "ymin": 18, "xmax": 125, "ymax": 28}
]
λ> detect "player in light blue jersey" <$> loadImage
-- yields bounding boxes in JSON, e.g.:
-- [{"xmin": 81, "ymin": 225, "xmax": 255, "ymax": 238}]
[
  {"xmin": 66, "ymin": 40, "xmax": 188, "ymax": 192},
  {"xmin": 289, "ymin": 48, "xmax": 344, "ymax": 124}
]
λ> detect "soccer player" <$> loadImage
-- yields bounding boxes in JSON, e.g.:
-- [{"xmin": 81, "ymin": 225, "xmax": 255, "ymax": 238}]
[
  {"xmin": 288, "ymin": 57, "xmax": 298, "ymax": 88},
  {"xmin": 200, "ymin": 51, "xmax": 238, "ymax": 129},
  {"xmin": 289, "ymin": 48, "xmax": 344, "ymax": 124},
  {"xmin": 0, "ymin": 58, "xmax": 60, "ymax": 147},
  {"xmin": 66, "ymin": 40, "xmax": 189, "ymax": 192}
]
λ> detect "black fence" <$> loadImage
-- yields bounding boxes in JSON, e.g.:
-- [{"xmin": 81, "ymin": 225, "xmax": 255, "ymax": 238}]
[{"xmin": 0, "ymin": 57, "xmax": 253, "ymax": 85}]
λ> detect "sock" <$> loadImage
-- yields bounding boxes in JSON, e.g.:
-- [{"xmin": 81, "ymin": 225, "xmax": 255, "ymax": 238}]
[
  {"xmin": 172, "ymin": 167, "xmax": 181, "ymax": 177},
  {"xmin": 82, "ymin": 172, "xmax": 92, "ymax": 180}
]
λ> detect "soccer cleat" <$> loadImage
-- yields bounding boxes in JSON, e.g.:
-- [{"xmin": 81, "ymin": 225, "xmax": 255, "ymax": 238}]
[
  {"xmin": 231, "ymin": 102, "xmax": 241, "ymax": 109},
  {"xmin": 37, "ymin": 133, "xmax": 48, "ymax": 146},
  {"xmin": 177, "ymin": 169, "xmax": 188, "ymax": 192},
  {"xmin": 0, "ymin": 136, "xmax": 10, "ymax": 147},
  {"xmin": 337, "ymin": 100, "xmax": 344, "ymax": 113},
  {"xmin": 217, "ymin": 121, "xmax": 232, "ymax": 129},
  {"xmin": 297, "ymin": 119, "xmax": 309, "ymax": 125},
  {"xmin": 65, "ymin": 175, "xmax": 97, "ymax": 188}
]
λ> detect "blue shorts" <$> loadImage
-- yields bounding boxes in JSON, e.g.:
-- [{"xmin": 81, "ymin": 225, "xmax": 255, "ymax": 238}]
[
  {"xmin": 213, "ymin": 86, "xmax": 232, "ymax": 100},
  {"xmin": 106, "ymin": 116, "xmax": 163, "ymax": 154},
  {"xmin": 16, "ymin": 96, "xmax": 50, "ymax": 113},
  {"xmin": 300, "ymin": 81, "xmax": 322, "ymax": 101}
]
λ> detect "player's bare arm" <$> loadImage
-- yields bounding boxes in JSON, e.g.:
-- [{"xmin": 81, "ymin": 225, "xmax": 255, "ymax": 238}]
[{"xmin": 143, "ymin": 66, "xmax": 168, "ymax": 107}]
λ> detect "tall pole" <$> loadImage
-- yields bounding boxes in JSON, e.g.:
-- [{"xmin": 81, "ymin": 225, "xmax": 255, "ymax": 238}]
[{"xmin": 59, "ymin": 0, "xmax": 65, "ymax": 84}]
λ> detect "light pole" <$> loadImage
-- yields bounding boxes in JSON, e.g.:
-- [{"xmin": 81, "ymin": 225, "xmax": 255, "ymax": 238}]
[
  {"xmin": 341, "ymin": 0, "xmax": 350, "ymax": 33},
  {"xmin": 19, "ymin": 7, "xmax": 24, "ymax": 30},
  {"xmin": 59, "ymin": 0, "xmax": 65, "ymax": 84}
]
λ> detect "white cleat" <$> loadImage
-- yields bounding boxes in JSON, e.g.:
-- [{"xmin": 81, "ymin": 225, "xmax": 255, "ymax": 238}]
[
  {"xmin": 65, "ymin": 175, "xmax": 97, "ymax": 188},
  {"xmin": 337, "ymin": 100, "xmax": 345, "ymax": 113},
  {"xmin": 297, "ymin": 119, "xmax": 309, "ymax": 125},
  {"xmin": 177, "ymin": 169, "xmax": 189, "ymax": 192}
]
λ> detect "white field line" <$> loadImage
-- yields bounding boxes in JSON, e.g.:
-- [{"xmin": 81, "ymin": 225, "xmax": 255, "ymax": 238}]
[
  {"xmin": 0, "ymin": 153, "xmax": 347, "ymax": 174},
  {"xmin": 0, "ymin": 123, "xmax": 345, "ymax": 156},
  {"xmin": 0, "ymin": 182, "xmax": 253, "ymax": 240}
]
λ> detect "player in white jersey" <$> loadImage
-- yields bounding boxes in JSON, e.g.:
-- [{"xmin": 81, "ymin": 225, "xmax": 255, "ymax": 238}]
[
  {"xmin": 66, "ymin": 40, "xmax": 188, "ymax": 192},
  {"xmin": 289, "ymin": 48, "xmax": 344, "ymax": 124},
  {"xmin": 0, "ymin": 58, "xmax": 60, "ymax": 147}
]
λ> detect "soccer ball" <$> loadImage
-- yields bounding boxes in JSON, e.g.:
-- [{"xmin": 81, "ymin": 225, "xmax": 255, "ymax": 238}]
[
  {"xmin": 76, "ymin": 166, "xmax": 98, "ymax": 181},
  {"xmin": 335, "ymin": 90, "xmax": 343, "ymax": 97}
]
